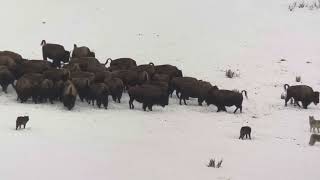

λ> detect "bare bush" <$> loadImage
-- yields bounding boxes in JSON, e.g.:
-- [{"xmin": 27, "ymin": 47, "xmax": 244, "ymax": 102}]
[
  {"xmin": 207, "ymin": 158, "xmax": 223, "ymax": 168},
  {"xmin": 226, "ymin": 69, "xmax": 240, "ymax": 79},
  {"xmin": 289, "ymin": 0, "xmax": 320, "ymax": 11}
]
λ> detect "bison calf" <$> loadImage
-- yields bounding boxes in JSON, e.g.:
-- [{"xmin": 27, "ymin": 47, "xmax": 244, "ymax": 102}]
[
  {"xmin": 239, "ymin": 126, "xmax": 251, "ymax": 140},
  {"xmin": 16, "ymin": 116, "xmax": 29, "ymax": 130}
]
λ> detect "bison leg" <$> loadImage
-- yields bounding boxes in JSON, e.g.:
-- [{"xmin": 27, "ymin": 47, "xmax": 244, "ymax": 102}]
[
  {"xmin": 129, "ymin": 97, "xmax": 134, "ymax": 109},
  {"xmin": 249, "ymin": 133, "xmax": 251, "ymax": 139},
  {"xmin": 294, "ymin": 99, "xmax": 301, "ymax": 107},
  {"xmin": 221, "ymin": 106, "xmax": 227, "ymax": 112},
  {"xmin": 148, "ymin": 104, "xmax": 153, "ymax": 111},
  {"xmin": 117, "ymin": 97, "xmax": 121, "ymax": 103},
  {"xmin": 183, "ymin": 97, "xmax": 187, "ymax": 105},
  {"xmin": 302, "ymin": 101, "xmax": 308, "ymax": 109},
  {"xmin": 175, "ymin": 90, "xmax": 180, "ymax": 98},
  {"xmin": 142, "ymin": 103, "xmax": 147, "ymax": 111},
  {"xmin": 284, "ymin": 96, "xmax": 292, "ymax": 106},
  {"xmin": 2, "ymin": 85, "xmax": 8, "ymax": 93},
  {"xmin": 179, "ymin": 96, "xmax": 183, "ymax": 105},
  {"xmin": 198, "ymin": 98, "xmax": 203, "ymax": 106}
]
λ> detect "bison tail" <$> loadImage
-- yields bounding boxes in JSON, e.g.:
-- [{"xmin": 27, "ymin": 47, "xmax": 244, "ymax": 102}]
[
  {"xmin": 241, "ymin": 90, "xmax": 248, "ymax": 99},
  {"xmin": 284, "ymin": 84, "xmax": 290, "ymax": 91},
  {"xmin": 74, "ymin": 44, "xmax": 77, "ymax": 49},
  {"xmin": 41, "ymin": 40, "xmax": 46, "ymax": 46}
]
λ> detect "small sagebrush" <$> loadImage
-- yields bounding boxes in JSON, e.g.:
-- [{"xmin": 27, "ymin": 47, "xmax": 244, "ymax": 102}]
[
  {"xmin": 289, "ymin": 0, "xmax": 320, "ymax": 11},
  {"xmin": 226, "ymin": 69, "xmax": 237, "ymax": 78},
  {"xmin": 207, "ymin": 158, "xmax": 223, "ymax": 168}
]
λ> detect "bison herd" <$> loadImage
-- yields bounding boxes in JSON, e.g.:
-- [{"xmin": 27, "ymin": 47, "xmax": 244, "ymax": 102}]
[{"xmin": 0, "ymin": 40, "xmax": 319, "ymax": 112}]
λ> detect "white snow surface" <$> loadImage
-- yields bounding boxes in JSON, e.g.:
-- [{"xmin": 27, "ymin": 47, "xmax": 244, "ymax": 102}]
[{"xmin": 1, "ymin": 0, "xmax": 320, "ymax": 179}]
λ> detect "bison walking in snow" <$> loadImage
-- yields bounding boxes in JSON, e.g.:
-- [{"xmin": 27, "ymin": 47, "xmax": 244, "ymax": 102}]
[
  {"xmin": 205, "ymin": 87, "xmax": 248, "ymax": 113},
  {"xmin": 284, "ymin": 84, "xmax": 319, "ymax": 109}
]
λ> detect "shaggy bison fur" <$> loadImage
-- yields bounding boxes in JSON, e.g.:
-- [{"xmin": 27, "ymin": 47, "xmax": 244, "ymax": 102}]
[
  {"xmin": 0, "ymin": 66, "xmax": 15, "ymax": 93},
  {"xmin": 62, "ymin": 81, "xmax": 78, "ymax": 110},
  {"xmin": 88, "ymin": 83, "xmax": 110, "ymax": 109}
]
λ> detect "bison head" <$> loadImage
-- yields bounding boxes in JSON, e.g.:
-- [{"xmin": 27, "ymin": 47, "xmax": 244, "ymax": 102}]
[{"xmin": 313, "ymin": 91, "xmax": 319, "ymax": 105}]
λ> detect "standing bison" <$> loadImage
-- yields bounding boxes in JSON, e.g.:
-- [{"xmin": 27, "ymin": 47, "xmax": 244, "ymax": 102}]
[
  {"xmin": 41, "ymin": 40, "xmax": 70, "ymax": 68},
  {"xmin": 205, "ymin": 87, "xmax": 248, "ymax": 113},
  {"xmin": 284, "ymin": 84, "xmax": 319, "ymax": 109},
  {"xmin": 62, "ymin": 81, "xmax": 78, "ymax": 110},
  {"xmin": 88, "ymin": 83, "xmax": 110, "ymax": 109},
  {"xmin": 128, "ymin": 84, "xmax": 169, "ymax": 111},
  {"xmin": 0, "ymin": 66, "xmax": 15, "ymax": 93},
  {"xmin": 106, "ymin": 58, "xmax": 137, "ymax": 71},
  {"xmin": 72, "ymin": 44, "xmax": 95, "ymax": 58}
]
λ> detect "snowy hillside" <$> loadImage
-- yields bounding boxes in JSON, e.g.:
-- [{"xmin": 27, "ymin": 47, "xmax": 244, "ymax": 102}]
[{"xmin": 0, "ymin": 0, "xmax": 320, "ymax": 179}]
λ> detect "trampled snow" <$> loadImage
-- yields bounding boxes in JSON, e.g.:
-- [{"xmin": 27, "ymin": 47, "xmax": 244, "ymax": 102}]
[{"xmin": 0, "ymin": 0, "xmax": 319, "ymax": 179}]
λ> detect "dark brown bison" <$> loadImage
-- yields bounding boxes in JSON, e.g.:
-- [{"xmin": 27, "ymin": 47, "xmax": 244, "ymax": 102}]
[
  {"xmin": 104, "ymin": 77, "xmax": 124, "ymax": 103},
  {"xmin": 62, "ymin": 80, "xmax": 78, "ymax": 110},
  {"xmin": 154, "ymin": 64, "xmax": 183, "ymax": 80},
  {"xmin": 128, "ymin": 84, "xmax": 169, "ymax": 111},
  {"xmin": 71, "ymin": 78, "xmax": 90, "ymax": 102},
  {"xmin": 43, "ymin": 68, "xmax": 70, "ymax": 82},
  {"xmin": 152, "ymin": 73, "xmax": 170, "ymax": 83},
  {"xmin": 0, "ymin": 56, "xmax": 17, "ymax": 72},
  {"xmin": 239, "ymin": 126, "xmax": 251, "ymax": 140},
  {"xmin": 20, "ymin": 73, "xmax": 44, "ymax": 103},
  {"xmin": 94, "ymin": 71, "xmax": 112, "ymax": 83},
  {"xmin": 72, "ymin": 44, "xmax": 95, "ymax": 58},
  {"xmin": 111, "ymin": 70, "xmax": 149, "ymax": 90},
  {"xmin": 0, "ymin": 51, "xmax": 24, "ymax": 64},
  {"xmin": 179, "ymin": 80, "xmax": 213, "ymax": 106},
  {"xmin": 16, "ymin": 116, "xmax": 29, "ymax": 130},
  {"xmin": 62, "ymin": 63, "xmax": 81, "ymax": 72},
  {"xmin": 70, "ymin": 71, "xmax": 95, "ymax": 81},
  {"xmin": 15, "ymin": 60, "xmax": 51, "ymax": 78},
  {"xmin": 41, "ymin": 40, "xmax": 70, "ymax": 68},
  {"xmin": 39, "ymin": 79, "xmax": 54, "ymax": 103},
  {"xmin": 205, "ymin": 88, "xmax": 248, "ymax": 113},
  {"xmin": 130, "ymin": 62, "xmax": 155, "ymax": 77},
  {"xmin": 88, "ymin": 83, "xmax": 110, "ymax": 109},
  {"xmin": 106, "ymin": 58, "xmax": 137, "ymax": 71},
  {"xmin": 169, "ymin": 77, "xmax": 198, "ymax": 97},
  {"xmin": 69, "ymin": 57, "xmax": 100, "ymax": 71},
  {"xmin": 53, "ymin": 80, "xmax": 64, "ymax": 101},
  {"xmin": 284, "ymin": 84, "xmax": 319, "ymax": 109},
  {"xmin": 15, "ymin": 77, "xmax": 34, "ymax": 103},
  {"xmin": 0, "ymin": 66, "xmax": 15, "ymax": 93}
]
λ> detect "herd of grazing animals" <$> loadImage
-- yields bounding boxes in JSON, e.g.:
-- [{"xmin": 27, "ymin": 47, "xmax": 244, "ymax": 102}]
[
  {"xmin": 0, "ymin": 40, "xmax": 319, "ymax": 145},
  {"xmin": 0, "ymin": 40, "xmax": 319, "ymax": 112},
  {"xmin": 0, "ymin": 40, "xmax": 252, "ymax": 112}
]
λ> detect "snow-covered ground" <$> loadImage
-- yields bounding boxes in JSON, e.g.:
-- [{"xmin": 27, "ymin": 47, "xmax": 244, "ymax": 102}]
[{"xmin": 0, "ymin": 0, "xmax": 320, "ymax": 179}]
